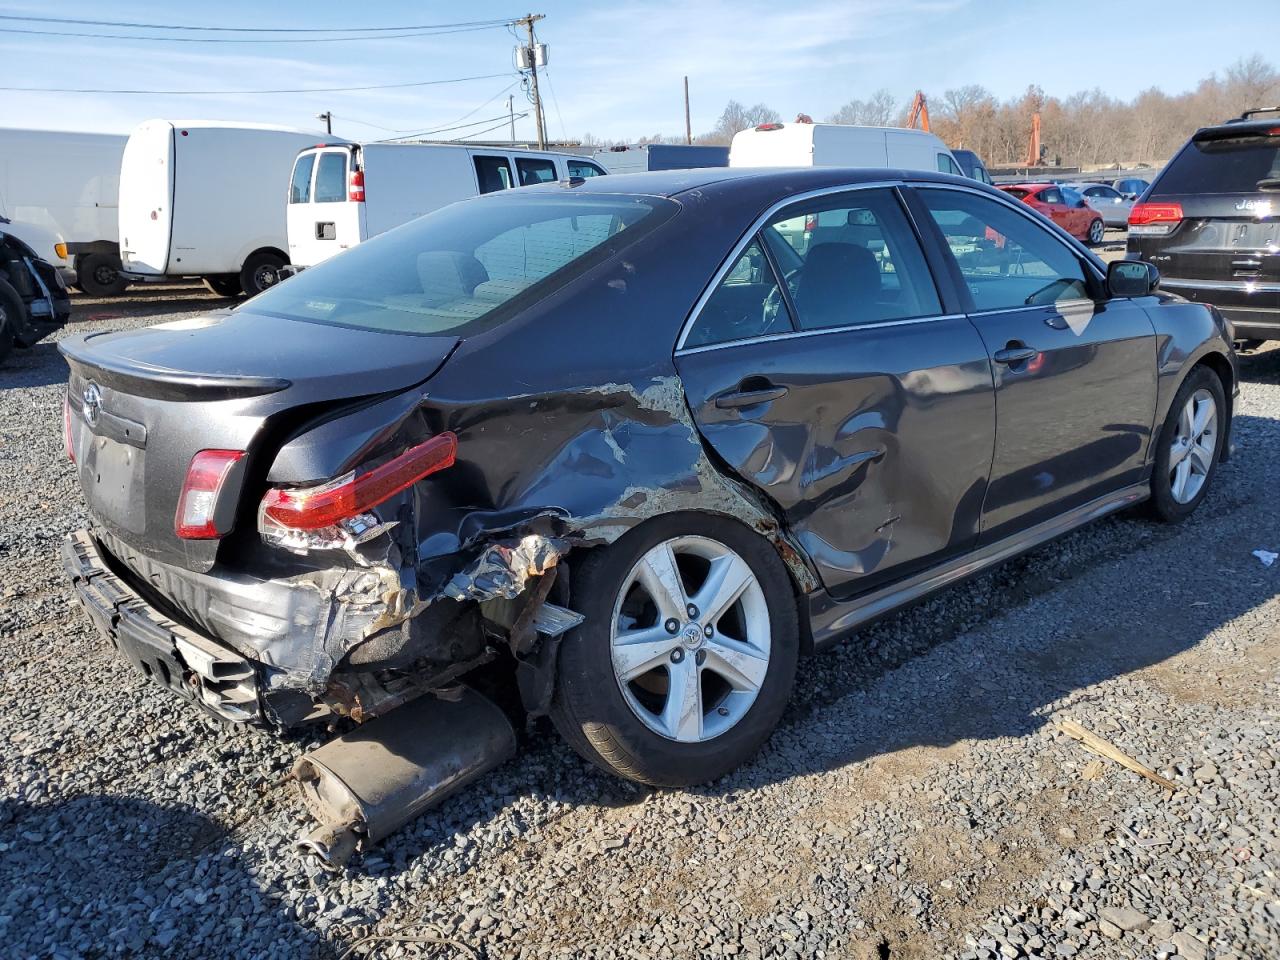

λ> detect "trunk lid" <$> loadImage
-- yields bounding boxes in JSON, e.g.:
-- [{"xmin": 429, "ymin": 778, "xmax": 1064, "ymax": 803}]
[
  {"xmin": 118, "ymin": 120, "xmax": 175, "ymax": 277},
  {"xmin": 61, "ymin": 309, "xmax": 458, "ymax": 572}
]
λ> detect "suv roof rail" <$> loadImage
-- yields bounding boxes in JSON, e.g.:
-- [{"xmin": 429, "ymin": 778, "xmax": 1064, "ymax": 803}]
[{"xmin": 1237, "ymin": 106, "xmax": 1280, "ymax": 121}]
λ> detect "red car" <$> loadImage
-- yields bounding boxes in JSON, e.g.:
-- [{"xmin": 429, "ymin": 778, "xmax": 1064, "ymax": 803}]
[{"xmin": 999, "ymin": 183, "xmax": 1105, "ymax": 245}]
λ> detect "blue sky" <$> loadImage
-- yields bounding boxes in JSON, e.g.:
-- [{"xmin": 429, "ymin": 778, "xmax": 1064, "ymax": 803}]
[{"xmin": 2, "ymin": 0, "xmax": 1274, "ymax": 142}]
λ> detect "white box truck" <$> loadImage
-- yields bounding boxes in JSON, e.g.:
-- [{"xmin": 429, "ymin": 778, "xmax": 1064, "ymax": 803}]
[
  {"xmin": 0, "ymin": 128, "xmax": 128, "ymax": 295},
  {"xmin": 119, "ymin": 120, "xmax": 336, "ymax": 297},
  {"xmin": 285, "ymin": 142, "xmax": 606, "ymax": 268},
  {"xmin": 730, "ymin": 122, "xmax": 963, "ymax": 174}
]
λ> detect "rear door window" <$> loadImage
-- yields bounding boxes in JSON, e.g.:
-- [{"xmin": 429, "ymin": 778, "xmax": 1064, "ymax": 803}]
[
  {"xmin": 684, "ymin": 239, "xmax": 790, "ymax": 348},
  {"xmin": 937, "ymin": 153, "xmax": 962, "ymax": 176},
  {"xmin": 1155, "ymin": 133, "xmax": 1280, "ymax": 194},
  {"xmin": 473, "ymin": 155, "xmax": 514, "ymax": 194},
  {"xmin": 516, "ymin": 157, "xmax": 558, "ymax": 186},
  {"xmin": 313, "ymin": 152, "xmax": 347, "ymax": 203},
  {"xmin": 919, "ymin": 188, "xmax": 1091, "ymax": 310},
  {"xmin": 567, "ymin": 160, "xmax": 606, "ymax": 178},
  {"xmin": 1038, "ymin": 187, "xmax": 1064, "ymax": 205},
  {"xmin": 289, "ymin": 154, "xmax": 316, "ymax": 204}
]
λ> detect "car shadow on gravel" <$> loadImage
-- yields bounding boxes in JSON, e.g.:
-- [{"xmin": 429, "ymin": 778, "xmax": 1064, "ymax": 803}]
[
  {"xmin": 1237, "ymin": 344, "xmax": 1280, "ymax": 385},
  {"xmin": 1, "ymin": 339, "xmax": 72, "ymax": 389},
  {"xmin": 0, "ymin": 794, "xmax": 345, "ymax": 959}
]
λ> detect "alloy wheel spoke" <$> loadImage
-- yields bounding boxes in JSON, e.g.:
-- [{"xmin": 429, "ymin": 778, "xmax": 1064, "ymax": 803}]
[
  {"xmin": 1178, "ymin": 401, "xmax": 1194, "ymax": 442},
  {"xmin": 1189, "ymin": 440, "xmax": 1214, "ymax": 476},
  {"xmin": 1171, "ymin": 458, "xmax": 1192, "ymax": 501},
  {"xmin": 1191, "ymin": 398, "xmax": 1214, "ymax": 438},
  {"xmin": 636, "ymin": 543, "xmax": 688, "ymax": 623},
  {"xmin": 1169, "ymin": 439, "xmax": 1190, "ymax": 467},
  {"xmin": 690, "ymin": 554, "xmax": 754, "ymax": 626},
  {"xmin": 660, "ymin": 657, "xmax": 703, "ymax": 742},
  {"xmin": 612, "ymin": 625, "xmax": 679, "ymax": 682},
  {"xmin": 702, "ymin": 635, "xmax": 769, "ymax": 692}
]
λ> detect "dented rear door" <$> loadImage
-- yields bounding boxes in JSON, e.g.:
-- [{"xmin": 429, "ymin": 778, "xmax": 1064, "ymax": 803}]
[{"xmin": 674, "ymin": 186, "xmax": 995, "ymax": 600}]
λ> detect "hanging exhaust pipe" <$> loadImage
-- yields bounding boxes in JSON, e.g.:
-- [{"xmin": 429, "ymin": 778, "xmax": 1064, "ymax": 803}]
[{"xmin": 292, "ymin": 686, "xmax": 517, "ymax": 868}]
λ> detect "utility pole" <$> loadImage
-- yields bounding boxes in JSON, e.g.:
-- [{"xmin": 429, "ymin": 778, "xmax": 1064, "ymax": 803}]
[
  {"xmin": 316, "ymin": 111, "xmax": 332, "ymax": 135},
  {"xmin": 514, "ymin": 13, "xmax": 546, "ymax": 150},
  {"xmin": 683, "ymin": 76, "xmax": 692, "ymax": 145},
  {"xmin": 505, "ymin": 96, "xmax": 516, "ymax": 144}
]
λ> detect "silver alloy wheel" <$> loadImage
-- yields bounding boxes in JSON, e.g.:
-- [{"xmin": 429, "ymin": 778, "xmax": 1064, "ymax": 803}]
[
  {"xmin": 1088, "ymin": 219, "xmax": 1104, "ymax": 244},
  {"xmin": 1169, "ymin": 387, "xmax": 1217, "ymax": 504},
  {"xmin": 610, "ymin": 535, "xmax": 771, "ymax": 743}
]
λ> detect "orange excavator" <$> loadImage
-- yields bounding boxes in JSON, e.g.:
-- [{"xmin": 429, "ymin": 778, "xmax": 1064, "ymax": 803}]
[
  {"xmin": 1025, "ymin": 111, "xmax": 1042, "ymax": 167},
  {"xmin": 906, "ymin": 91, "xmax": 930, "ymax": 132}
]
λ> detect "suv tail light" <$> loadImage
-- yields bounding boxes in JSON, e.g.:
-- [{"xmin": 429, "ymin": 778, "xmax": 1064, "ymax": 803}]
[
  {"xmin": 1129, "ymin": 202, "xmax": 1183, "ymax": 236},
  {"xmin": 259, "ymin": 433, "xmax": 456, "ymax": 549},
  {"xmin": 175, "ymin": 450, "xmax": 245, "ymax": 540},
  {"xmin": 348, "ymin": 168, "xmax": 365, "ymax": 202}
]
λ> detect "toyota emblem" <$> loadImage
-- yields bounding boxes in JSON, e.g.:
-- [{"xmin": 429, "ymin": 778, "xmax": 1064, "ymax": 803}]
[{"xmin": 82, "ymin": 382, "xmax": 102, "ymax": 427}]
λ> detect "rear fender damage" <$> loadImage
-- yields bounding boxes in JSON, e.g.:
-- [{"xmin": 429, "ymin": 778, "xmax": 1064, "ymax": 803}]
[{"xmin": 267, "ymin": 374, "xmax": 816, "ymax": 711}]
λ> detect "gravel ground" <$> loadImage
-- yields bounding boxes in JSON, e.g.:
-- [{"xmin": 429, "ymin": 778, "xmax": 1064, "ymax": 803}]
[{"xmin": 1, "ymin": 288, "xmax": 1278, "ymax": 960}]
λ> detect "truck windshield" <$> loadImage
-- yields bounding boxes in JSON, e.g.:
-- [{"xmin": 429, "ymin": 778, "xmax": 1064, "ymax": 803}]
[{"xmin": 248, "ymin": 193, "xmax": 675, "ymax": 336}]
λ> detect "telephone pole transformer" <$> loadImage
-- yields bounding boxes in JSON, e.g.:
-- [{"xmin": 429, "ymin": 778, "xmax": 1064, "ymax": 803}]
[{"xmin": 514, "ymin": 13, "xmax": 547, "ymax": 150}]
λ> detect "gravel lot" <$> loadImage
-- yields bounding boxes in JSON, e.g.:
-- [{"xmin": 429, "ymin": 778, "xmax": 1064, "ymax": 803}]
[{"xmin": 2, "ymin": 288, "xmax": 1277, "ymax": 960}]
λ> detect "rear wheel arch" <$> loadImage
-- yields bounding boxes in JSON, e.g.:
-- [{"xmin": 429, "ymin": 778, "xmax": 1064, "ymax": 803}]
[{"xmin": 1189, "ymin": 350, "xmax": 1234, "ymax": 460}]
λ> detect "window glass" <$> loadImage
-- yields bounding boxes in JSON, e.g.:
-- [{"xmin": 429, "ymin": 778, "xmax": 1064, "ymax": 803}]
[
  {"xmin": 314, "ymin": 152, "xmax": 347, "ymax": 203},
  {"xmin": 937, "ymin": 153, "xmax": 962, "ymax": 176},
  {"xmin": 1061, "ymin": 187, "xmax": 1084, "ymax": 207},
  {"xmin": 289, "ymin": 154, "xmax": 316, "ymax": 204},
  {"xmin": 761, "ymin": 188, "xmax": 941, "ymax": 330},
  {"xmin": 473, "ymin": 155, "xmax": 514, "ymax": 194},
  {"xmin": 919, "ymin": 188, "xmax": 1091, "ymax": 310},
  {"xmin": 567, "ymin": 160, "xmax": 606, "ymax": 178},
  {"xmin": 1038, "ymin": 187, "xmax": 1064, "ymax": 205},
  {"xmin": 517, "ymin": 157, "xmax": 558, "ymax": 186},
  {"xmin": 246, "ymin": 195, "xmax": 671, "ymax": 336},
  {"xmin": 685, "ymin": 239, "xmax": 790, "ymax": 348},
  {"xmin": 1154, "ymin": 134, "xmax": 1280, "ymax": 195}
]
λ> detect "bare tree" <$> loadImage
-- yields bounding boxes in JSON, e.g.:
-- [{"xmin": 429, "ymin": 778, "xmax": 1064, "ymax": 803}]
[
  {"xmin": 826, "ymin": 89, "xmax": 897, "ymax": 126},
  {"xmin": 698, "ymin": 100, "xmax": 782, "ymax": 144}
]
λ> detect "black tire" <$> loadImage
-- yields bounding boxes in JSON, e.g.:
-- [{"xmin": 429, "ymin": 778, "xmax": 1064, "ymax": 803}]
[
  {"xmin": 202, "ymin": 275, "xmax": 243, "ymax": 298},
  {"xmin": 0, "ymin": 280, "xmax": 16, "ymax": 364},
  {"xmin": 550, "ymin": 512, "xmax": 800, "ymax": 787},
  {"xmin": 75, "ymin": 253, "xmax": 129, "ymax": 297},
  {"xmin": 1087, "ymin": 218, "xmax": 1105, "ymax": 245},
  {"xmin": 1148, "ymin": 365, "xmax": 1226, "ymax": 523},
  {"xmin": 238, "ymin": 252, "xmax": 286, "ymax": 297}
]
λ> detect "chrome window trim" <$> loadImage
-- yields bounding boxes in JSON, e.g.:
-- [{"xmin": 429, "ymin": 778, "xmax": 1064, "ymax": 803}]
[
  {"xmin": 676, "ymin": 312, "xmax": 969, "ymax": 356},
  {"xmin": 674, "ymin": 180, "xmax": 904, "ymax": 353},
  {"xmin": 1162, "ymin": 277, "xmax": 1280, "ymax": 293}
]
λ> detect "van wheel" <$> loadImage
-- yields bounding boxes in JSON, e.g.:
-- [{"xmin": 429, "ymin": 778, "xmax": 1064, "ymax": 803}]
[
  {"xmin": 239, "ymin": 252, "xmax": 286, "ymax": 297},
  {"xmin": 550, "ymin": 513, "xmax": 799, "ymax": 787},
  {"xmin": 203, "ymin": 275, "xmax": 242, "ymax": 298},
  {"xmin": 75, "ymin": 253, "xmax": 129, "ymax": 297},
  {"xmin": 1087, "ymin": 219, "xmax": 1105, "ymax": 245}
]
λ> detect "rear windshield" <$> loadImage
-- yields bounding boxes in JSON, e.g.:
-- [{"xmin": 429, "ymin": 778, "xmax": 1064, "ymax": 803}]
[
  {"xmin": 1155, "ymin": 133, "xmax": 1280, "ymax": 195},
  {"xmin": 247, "ymin": 193, "xmax": 674, "ymax": 335},
  {"xmin": 1001, "ymin": 188, "xmax": 1030, "ymax": 200}
]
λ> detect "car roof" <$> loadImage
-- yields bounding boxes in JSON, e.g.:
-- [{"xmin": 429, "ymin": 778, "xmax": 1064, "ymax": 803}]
[{"xmin": 1000, "ymin": 182, "xmax": 1054, "ymax": 190}]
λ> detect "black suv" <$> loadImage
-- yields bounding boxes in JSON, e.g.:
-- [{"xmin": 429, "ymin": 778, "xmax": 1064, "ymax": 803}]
[{"xmin": 1128, "ymin": 108, "xmax": 1280, "ymax": 344}]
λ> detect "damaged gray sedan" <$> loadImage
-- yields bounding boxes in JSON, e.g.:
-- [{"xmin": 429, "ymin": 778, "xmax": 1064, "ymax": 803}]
[{"xmin": 61, "ymin": 168, "xmax": 1235, "ymax": 857}]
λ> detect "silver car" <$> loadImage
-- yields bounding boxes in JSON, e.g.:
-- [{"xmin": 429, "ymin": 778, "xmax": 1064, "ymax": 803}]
[{"xmin": 1073, "ymin": 182, "xmax": 1135, "ymax": 227}]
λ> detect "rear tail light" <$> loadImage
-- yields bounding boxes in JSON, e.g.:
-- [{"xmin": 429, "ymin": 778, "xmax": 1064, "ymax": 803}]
[
  {"xmin": 175, "ymin": 450, "xmax": 245, "ymax": 540},
  {"xmin": 1128, "ymin": 202, "xmax": 1183, "ymax": 236},
  {"xmin": 348, "ymin": 168, "xmax": 365, "ymax": 202},
  {"xmin": 258, "ymin": 433, "xmax": 456, "ymax": 550},
  {"xmin": 63, "ymin": 393, "xmax": 74, "ymax": 463}
]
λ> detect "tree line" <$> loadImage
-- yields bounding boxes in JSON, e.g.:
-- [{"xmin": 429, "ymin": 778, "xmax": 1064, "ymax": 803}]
[{"xmin": 582, "ymin": 55, "xmax": 1278, "ymax": 170}]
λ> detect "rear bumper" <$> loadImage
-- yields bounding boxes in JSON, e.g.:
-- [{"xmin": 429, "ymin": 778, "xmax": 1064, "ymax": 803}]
[
  {"xmin": 62, "ymin": 529, "xmax": 266, "ymax": 724},
  {"xmin": 1156, "ymin": 278, "xmax": 1280, "ymax": 339}
]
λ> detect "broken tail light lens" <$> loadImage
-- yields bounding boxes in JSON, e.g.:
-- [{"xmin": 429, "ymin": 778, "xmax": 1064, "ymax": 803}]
[
  {"xmin": 258, "ymin": 433, "xmax": 457, "ymax": 549},
  {"xmin": 175, "ymin": 450, "xmax": 245, "ymax": 540},
  {"xmin": 1128, "ymin": 202, "xmax": 1183, "ymax": 236},
  {"xmin": 63, "ymin": 392, "xmax": 75, "ymax": 463}
]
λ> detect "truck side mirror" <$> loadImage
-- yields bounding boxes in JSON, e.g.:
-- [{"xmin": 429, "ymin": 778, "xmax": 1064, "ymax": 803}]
[{"xmin": 1107, "ymin": 260, "xmax": 1158, "ymax": 298}]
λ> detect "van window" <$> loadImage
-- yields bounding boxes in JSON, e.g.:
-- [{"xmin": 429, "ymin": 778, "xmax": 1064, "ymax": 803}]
[
  {"xmin": 246, "ymin": 194, "xmax": 673, "ymax": 336},
  {"xmin": 473, "ymin": 155, "xmax": 514, "ymax": 194},
  {"xmin": 517, "ymin": 158, "xmax": 558, "ymax": 186},
  {"xmin": 567, "ymin": 160, "xmax": 606, "ymax": 179},
  {"xmin": 314, "ymin": 153, "xmax": 347, "ymax": 203},
  {"xmin": 937, "ymin": 153, "xmax": 962, "ymax": 176},
  {"xmin": 290, "ymin": 154, "xmax": 316, "ymax": 204}
]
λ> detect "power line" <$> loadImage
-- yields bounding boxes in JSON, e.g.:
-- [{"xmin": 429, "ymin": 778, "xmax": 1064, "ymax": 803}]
[
  {"xmin": 0, "ymin": 72, "xmax": 515, "ymax": 96},
  {"xmin": 0, "ymin": 14, "xmax": 517, "ymax": 33},
  {"xmin": 382, "ymin": 110, "xmax": 530, "ymax": 142},
  {"xmin": 326, "ymin": 82, "xmax": 519, "ymax": 135},
  {"xmin": 451, "ymin": 117, "xmax": 531, "ymax": 142},
  {"xmin": 0, "ymin": 24, "xmax": 504, "ymax": 43}
]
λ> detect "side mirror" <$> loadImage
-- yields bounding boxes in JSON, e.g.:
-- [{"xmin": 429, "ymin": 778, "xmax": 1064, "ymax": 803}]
[{"xmin": 1107, "ymin": 259, "xmax": 1159, "ymax": 298}]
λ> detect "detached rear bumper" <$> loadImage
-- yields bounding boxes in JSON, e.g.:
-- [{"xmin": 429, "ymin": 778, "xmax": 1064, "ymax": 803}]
[{"xmin": 62, "ymin": 529, "xmax": 264, "ymax": 724}]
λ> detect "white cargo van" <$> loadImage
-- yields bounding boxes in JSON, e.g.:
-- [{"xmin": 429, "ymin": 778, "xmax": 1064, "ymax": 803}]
[
  {"xmin": 286, "ymin": 143, "xmax": 606, "ymax": 268},
  {"xmin": 729, "ymin": 122, "xmax": 962, "ymax": 174},
  {"xmin": 119, "ymin": 120, "xmax": 336, "ymax": 297},
  {"xmin": 0, "ymin": 128, "xmax": 127, "ymax": 294}
]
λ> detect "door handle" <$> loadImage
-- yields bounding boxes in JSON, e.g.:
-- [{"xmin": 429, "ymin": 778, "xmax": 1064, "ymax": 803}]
[
  {"xmin": 993, "ymin": 345, "xmax": 1038, "ymax": 365},
  {"xmin": 714, "ymin": 384, "xmax": 789, "ymax": 409}
]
